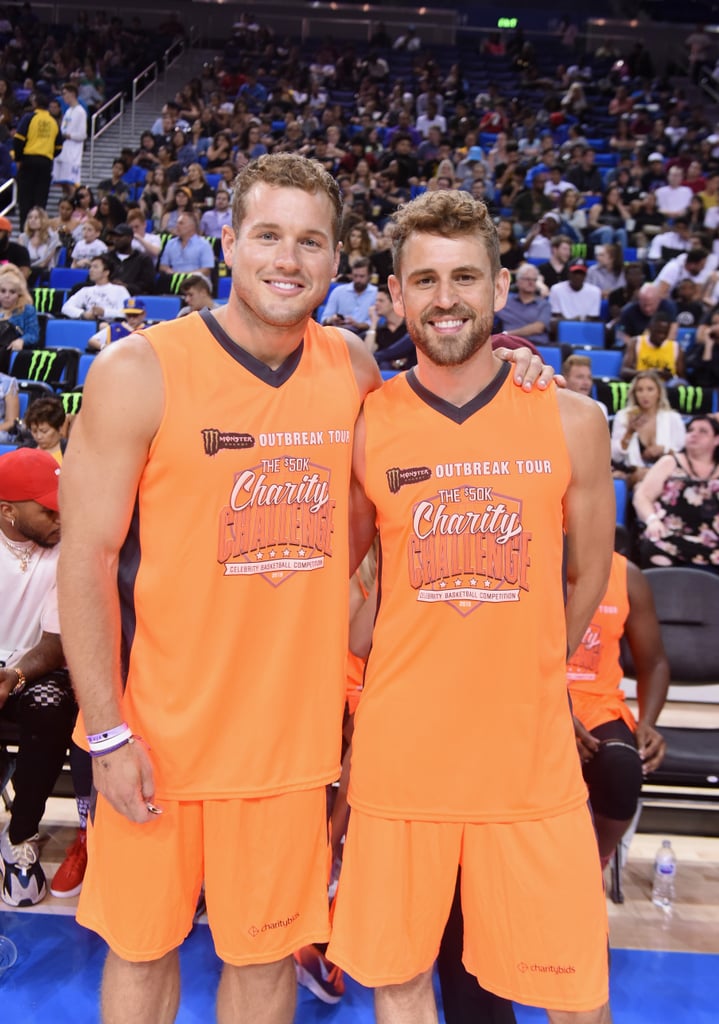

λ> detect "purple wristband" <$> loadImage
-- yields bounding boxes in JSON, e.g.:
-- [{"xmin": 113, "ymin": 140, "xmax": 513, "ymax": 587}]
[
  {"xmin": 89, "ymin": 735, "xmax": 134, "ymax": 758},
  {"xmin": 87, "ymin": 723, "xmax": 130, "ymax": 745}
]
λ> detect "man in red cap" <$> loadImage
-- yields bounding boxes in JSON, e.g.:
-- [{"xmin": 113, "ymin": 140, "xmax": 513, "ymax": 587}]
[{"xmin": 0, "ymin": 447, "xmax": 78, "ymax": 906}]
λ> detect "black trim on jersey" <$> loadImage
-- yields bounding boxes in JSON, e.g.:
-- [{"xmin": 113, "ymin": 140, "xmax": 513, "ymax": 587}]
[
  {"xmin": 405, "ymin": 361, "xmax": 511, "ymax": 424},
  {"xmin": 199, "ymin": 307, "xmax": 303, "ymax": 388},
  {"xmin": 118, "ymin": 497, "xmax": 142, "ymax": 693}
]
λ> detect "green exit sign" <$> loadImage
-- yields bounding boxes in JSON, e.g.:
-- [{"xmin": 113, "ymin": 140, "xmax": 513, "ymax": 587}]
[{"xmin": 497, "ymin": 17, "xmax": 518, "ymax": 28}]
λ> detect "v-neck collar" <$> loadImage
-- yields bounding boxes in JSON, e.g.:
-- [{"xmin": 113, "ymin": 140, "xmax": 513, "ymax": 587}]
[
  {"xmin": 405, "ymin": 362, "xmax": 510, "ymax": 424},
  {"xmin": 200, "ymin": 307, "xmax": 303, "ymax": 388}
]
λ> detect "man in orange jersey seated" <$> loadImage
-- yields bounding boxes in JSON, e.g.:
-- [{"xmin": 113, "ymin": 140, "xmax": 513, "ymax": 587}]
[
  {"xmin": 57, "ymin": 153, "xmax": 555, "ymax": 1024},
  {"xmin": 569, "ymin": 548, "xmax": 668, "ymax": 869},
  {"xmin": 328, "ymin": 189, "xmax": 616, "ymax": 1023}
]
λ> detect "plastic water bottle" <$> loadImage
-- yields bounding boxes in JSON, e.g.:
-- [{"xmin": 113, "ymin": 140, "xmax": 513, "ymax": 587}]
[{"xmin": 651, "ymin": 839, "xmax": 676, "ymax": 908}]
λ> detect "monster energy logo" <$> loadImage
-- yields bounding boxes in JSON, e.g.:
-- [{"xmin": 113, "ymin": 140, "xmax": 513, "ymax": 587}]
[
  {"xmin": 571, "ymin": 243, "xmax": 587, "ymax": 259},
  {"xmin": 27, "ymin": 349, "xmax": 58, "ymax": 381},
  {"xmin": 33, "ymin": 288, "xmax": 58, "ymax": 313},
  {"xmin": 607, "ymin": 381, "xmax": 630, "ymax": 413},
  {"xmin": 170, "ymin": 273, "xmax": 191, "ymax": 294},
  {"xmin": 61, "ymin": 392, "xmax": 82, "ymax": 415},
  {"xmin": 675, "ymin": 385, "xmax": 704, "ymax": 414}
]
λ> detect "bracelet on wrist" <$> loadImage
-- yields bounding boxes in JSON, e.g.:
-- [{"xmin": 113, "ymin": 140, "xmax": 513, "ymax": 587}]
[
  {"xmin": 9, "ymin": 665, "xmax": 27, "ymax": 696},
  {"xmin": 87, "ymin": 722, "xmax": 133, "ymax": 755}
]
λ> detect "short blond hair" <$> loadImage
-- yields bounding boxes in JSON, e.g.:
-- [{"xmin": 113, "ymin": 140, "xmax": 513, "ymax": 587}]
[
  {"xmin": 231, "ymin": 153, "xmax": 343, "ymax": 245},
  {"xmin": 0, "ymin": 264, "xmax": 32, "ymax": 312},
  {"xmin": 389, "ymin": 189, "xmax": 500, "ymax": 279}
]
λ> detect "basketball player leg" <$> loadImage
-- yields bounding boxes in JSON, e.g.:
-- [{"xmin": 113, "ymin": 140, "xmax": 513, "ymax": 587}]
[
  {"xmin": 375, "ymin": 967, "xmax": 438, "ymax": 1024},
  {"xmin": 216, "ymin": 957, "xmax": 296, "ymax": 1024},
  {"xmin": 102, "ymin": 949, "xmax": 180, "ymax": 1024},
  {"xmin": 582, "ymin": 721, "xmax": 643, "ymax": 868}
]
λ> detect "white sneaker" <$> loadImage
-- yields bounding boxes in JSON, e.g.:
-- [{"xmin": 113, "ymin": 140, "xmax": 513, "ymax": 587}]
[{"xmin": 0, "ymin": 825, "xmax": 47, "ymax": 907}]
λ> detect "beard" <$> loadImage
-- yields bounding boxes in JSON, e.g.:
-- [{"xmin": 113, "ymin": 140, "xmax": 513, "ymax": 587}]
[{"xmin": 406, "ymin": 304, "xmax": 495, "ymax": 367}]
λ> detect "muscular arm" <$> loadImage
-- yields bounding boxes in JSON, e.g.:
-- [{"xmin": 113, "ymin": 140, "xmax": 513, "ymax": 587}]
[
  {"xmin": 558, "ymin": 390, "xmax": 615, "ymax": 656},
  {"xmin": 57, "ymin": 335, "xmax": 164, "ymax": 822},
  {"xmin": 0, "ymin": 632, "xmax": 64, "ymax": 710},
  {"xmin": 624, "ymin": 561, "xmax": 669, "ymax": 772}
]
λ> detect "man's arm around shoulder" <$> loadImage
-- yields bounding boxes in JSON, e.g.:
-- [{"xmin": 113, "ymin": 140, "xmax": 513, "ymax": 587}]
[{"xmin": 557, "ymin": 389, "xmax": 615, "ymax": 656}]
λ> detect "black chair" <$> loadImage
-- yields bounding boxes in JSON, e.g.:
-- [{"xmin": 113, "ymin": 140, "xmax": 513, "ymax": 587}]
[
  {"xmin": 10, "ymin": 347, "xmax": 81, "ymax": 391},
  {"xmin": 612, "ymin": 568, "xmax": 719, "ymax": 901}
]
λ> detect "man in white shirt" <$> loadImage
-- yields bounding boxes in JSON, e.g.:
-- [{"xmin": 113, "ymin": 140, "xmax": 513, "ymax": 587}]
[
  {"xmin": 549, "ymin": 260, "xmax": 602, "ymax": 320},
  {"xmin": 655, "ymin": 166, "xmax": 693, "ymax": 218},
  {"xmin": 647, "ymin": 217, "xmax": 692, "ymax": 261},
  {"xmin": 656, "ymin": 247, "xmax": 717, "ymax": 299},
  {"xmin": 61, "ymin": 254, "xmax": 131, "ymax": 320},
  {"xmin": 52, "ymin": 82, "xmax": 87, "ymax": 196},
  {"xmin": 0, "ymin": 448, "xmax": 76, "ymax": 907}
]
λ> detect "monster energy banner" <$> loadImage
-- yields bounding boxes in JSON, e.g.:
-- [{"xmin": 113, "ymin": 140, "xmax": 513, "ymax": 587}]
[
  {"xmin": 33, "ymin": 288, "xmax": 61, "ymax": 314},
  {"xmin": 26, "ymin": 349, "xmax": 58, "ymax": 382},
  {"xmin": 61, "ymin": 392, "xmax": 82, "ymax": 415},
  {"xmin": 672, "ymin": 385, "xmax": 707, "ymax": 414},
  {"xmin": 606, "ymin": 380, "xmax": 631, "ymax": 414}
]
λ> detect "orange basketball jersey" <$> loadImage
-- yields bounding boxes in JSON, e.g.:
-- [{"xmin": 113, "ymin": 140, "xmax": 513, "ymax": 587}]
[
  {"xmin": 117, "ymin": 310, "xmax": 360, "ymax": 799},
  {"xmin": 567, "ymin": 551, "xmax": 634, "ymax": 733},
  {"xmin": 349, "ymin": 364, "xmax": 587, "ymax": 823}
]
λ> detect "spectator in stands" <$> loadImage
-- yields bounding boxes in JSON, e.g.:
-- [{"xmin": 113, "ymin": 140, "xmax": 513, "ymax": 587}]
[
  {"xmin": 88, "ymin": 297, "xmax": 147, "ymax": 351},
  {"xmin": 608, "ymin": 263, "xmax": 645, "ymax": 324},
  {"xmin": 69, "ymin": 186, "xmax": 94, "ymax": 241},
  {"xmin": 496, "ymin": 217, "xmax": 523, "ymax": 272},
  {"xmin": 18, "ymin": 206, "xmax": 60, "ymax": 285},
  {"xmin": 687, "ymin": 304, "xmax": 719, "ymax": 387},
  {"xmin": 621, "ymin": 311, "xmax": 686, "ymax": 382},
  {"xmin": 133, "ymin": 131, "xmax": 160, "ymax": 172},
  {"xmin": 0, "ymin": 216, "xmax": 31, "ymax": 280},
  {"xmin": 549, "ymin": 259, "xmax": 602, "ymax": 322},
  {"xmin": 61, "ymin": 253, "xmax": 130, "ymax": 321},
  {"xmin": 337, "ymin": 222, "xmax": 373, "ymax": 281},
  {"xmin": 366, "ymin": 286, "xmax": 415, "ymax": 371},
  {"xmin": 647, "ymin": 216, "xmax": 692, "ymax": 261},
  {"xmin": 0, "ymin": 448, "xmax": 76, "ymax": 908},
  {"xmin": 655, "ymin": 166, "xmax": 694, "ymax": 219},
  {"xmin": 48, "ymin": 197, "xmax": 76, "ymax": 255},
  {"xmin": 52, "ymin": 82, "xmax": 87, "ymax": 198},
  {"xmin": 673, "ymin": 278, "xmax": 705, "ymax": 333},
  {"xmin": 634, "ymin": 415, "xmax": 719, "ymax": 572},
  {"xmin": 160, "ymin": 185, "xmax": 194, "ymax": 235},
  {"xmin": 321, "ymin": 258, "xmax": 377, "ymax": 335},
  {"xmin": 199, "ymin": 185, "xmax": 232, "ymax": 237},
  {"xmin": 496, "ymin": 263, "xmax": 551, "ymax": 346},
  {"xmin": 140, "ymin": 166, "xmax": 171, "ymax": 229},
  {"xmin": 537, "ymin": 234, "xmax": 572, "ymax": 289},
  {"xmin": 0, "ymin": 365, "xmax": 18, "ymax": 443},
  {"xmin": 566, "ymin": 147, "xmax": 604, "ymax": 196},
  {"xmin": 13, "ymin": 92, "xmax": 62, "ymax": 225},
  {"xmin": 512, "ymin": 171, "xmax": 553, "ymax": 231},
  {"xmin": 611, "ymin": 370, "xmax": 686, "ymax": 484},
  {"xmin": 587, "ymin": 185, "xmax": 631, "ymax": 248},
  {"xmin": 71, "ymin": 218, "xmax": 107, "ymax": 269},
  {"xmin": 95, "ymin": 195, "xmax": 128, "ymax": 241},
  {"xmin": 158, "ymin": 212, "xmax": 215, "ymax": 280},
  {"xmin": 24, "ymin": 396, "xmax": 66, "ymax": 464},
  {"xmin": 556, "ymin": 187, "xmax": 588, "ymax": 243},
  {"xmin": 617, "ymin": 283, "xmax": 677, "ymax": 346},
  {"xmin": 524, "ymin": 211, "xmax": 561, "ymax": 261},
  {"xmin": 96, "ymin": 159, "xmax": 130, "ymax": 205},
  {"xmin": 151, "ymin": 100, "xmax": 190, "ymax": 144},
  {"xmin": 125, "ymin": 208, "xmax": 162, "ymax": 264},
  {"xmin": 562, "ymin": 354, "xmax": 608, "ymax": 418},
  {"xmin": 641, "ymin": 153, "xmax": 667, "ymax": 194},
  {"xmin": 0, "ymin": 264, "xmax": 39, "ymax": 349},
  {"xmin": 177, "ymin": 272, "xmax": 217, "ymax": 317},
  {"xmin": 180, "ymin": 162, "xmax": 214, "ymax": 212},
  {"xmin": 656, "ymin": 247, "xmax": 716, "ymax": 299},
  {"xmin": 586, "ymin": 244, "xmax": 626, "ymax": 299},
  {"xmin": 105, "ymin": 224, "xmax": 156, "ymax": 297}
]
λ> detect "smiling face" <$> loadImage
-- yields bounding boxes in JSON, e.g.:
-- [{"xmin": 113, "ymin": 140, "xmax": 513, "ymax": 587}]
[
  {"xmin": 220, "ymin": 182, "xmax": 340, "ymax": 333},
  {"xmin": 388, "ymin": 230, "xmax": 509, "ymax": 368}
]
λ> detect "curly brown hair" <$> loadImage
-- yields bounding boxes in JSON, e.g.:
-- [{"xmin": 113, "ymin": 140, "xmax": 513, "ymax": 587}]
[
  {"xmin": 389, "ymin": 190, "xmax": 500, "ymax": 280},
  {"xmin": 230, "ymin": 153, "xmax": 343, "ymax": 244}
]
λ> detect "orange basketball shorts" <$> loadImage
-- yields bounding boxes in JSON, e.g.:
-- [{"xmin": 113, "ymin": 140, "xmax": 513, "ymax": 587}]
[
  {"xmin": 78, "ymin": 786, "xmax": 331, "ymax": 965},
  {"xmin": 327, "ymin": 803, "xmax": 609, "ymax": 1013}
]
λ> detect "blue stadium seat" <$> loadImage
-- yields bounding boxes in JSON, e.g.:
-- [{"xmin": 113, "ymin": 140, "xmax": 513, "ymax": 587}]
[
  {"xmin": 44, "ymin": 320, "xmax": 96, "ymax": 350},
  {"xmin": 0, "ymin": 442, "xmax": 17, "ymax": 455},
  {"xmin": 76, "ymin": 354, "xmax": 96, "ymax": 386},
  {"xmin": 557, "ymin": 321, "xmax": 606, "ymax": 348},
  {"xmin": 614, "ymin": 478, "xmax": 628, "ymax": 526},
  {"xmin": 585, "ymin": 349, "xmax": 623, "ymax": 377},
  {"xmin": 135, "ymin": 295, "xmax": 182, "ymax": 321},
  {"xmin": 217, "ymin": 277, "xmax": 232, "ymax": 300},
  {"xmin": 49, "ymin": 267, "xmax": 88, "ymax": 290},
  {"xmin": 536, "ymin": 345, "xmax": 563, "ymax": 372}
]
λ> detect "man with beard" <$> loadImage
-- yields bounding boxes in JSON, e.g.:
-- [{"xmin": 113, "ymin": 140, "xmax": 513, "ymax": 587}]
[
  {"xmin": 0, "ymin": 448, "xmax": 77, "ymax": 907},
  {"xmin": 321, "ymin": 257, "xmax": 378, "ymax": 336},
  {"xmin": 328, "ymin": 189, "xmax": 615, "ymax": 1024}
]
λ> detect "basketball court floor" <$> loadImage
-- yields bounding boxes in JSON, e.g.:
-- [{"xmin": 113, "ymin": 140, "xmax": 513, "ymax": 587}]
[{"xmin": 0, "ymin": 805, "xmax": 716, "ymax": 1022}]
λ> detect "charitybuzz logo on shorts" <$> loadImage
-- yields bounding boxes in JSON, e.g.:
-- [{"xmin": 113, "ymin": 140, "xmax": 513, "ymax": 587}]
[
  {"xmin": 248, "ymin": 912, "xmax": 300, "ymax": 937},
  {"xmin": 517, "ymin": 961, "xmax": 576, "ymax": 975}
]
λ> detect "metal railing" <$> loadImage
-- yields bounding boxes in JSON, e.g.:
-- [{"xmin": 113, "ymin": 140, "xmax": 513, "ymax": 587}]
[
  {"xmin": 131, "ymin": 63, "xmax": 160, "ymax": 142},
  {"xmin": 0, "ymin": 178, "xmax": 16, "ymax": 218},
  {"xmin": 89, "ymin": 92, "xmax": 125, "ymax": 178}
]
